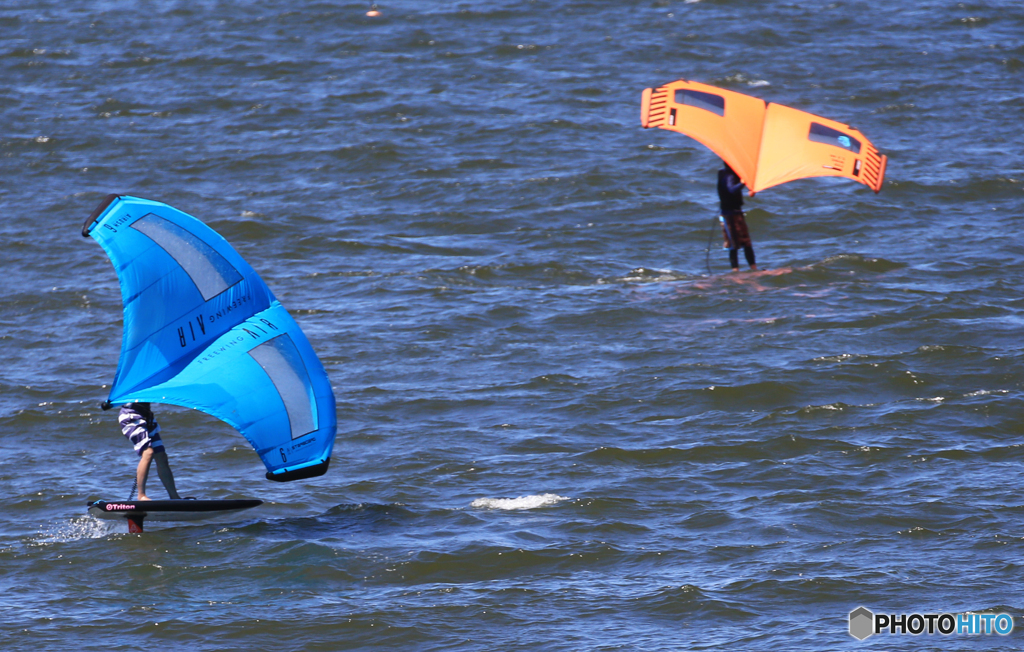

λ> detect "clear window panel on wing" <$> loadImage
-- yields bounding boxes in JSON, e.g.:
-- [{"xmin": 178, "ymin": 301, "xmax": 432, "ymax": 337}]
[
  {"xmin": 808, "ymin": 122, "xmax": 862, "ymax": 153},
  {"xmin": 675, "ymin": 89, "xmax": 726, "ymax": 116},
  {"xmin": 248, "ymin": 334, "xmax": 318, "ymax": 439},
  {"xmin": 131, "ymin": 213, "xmax": 243, "ymax": 301}
]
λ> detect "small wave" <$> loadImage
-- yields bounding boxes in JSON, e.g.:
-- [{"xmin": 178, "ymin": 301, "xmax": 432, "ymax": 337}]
[
  {"xmin": 897, "ymin": 526, "xmax": 940, "ymax": 537},
  {"xmin": 719, "ymin": 73, "xmax": 770, "ymax": 88},
  {"xmin": 617, "ymin": 267, "xmax": 689, "ymax": 283},
  {"xmin": 812, "ymin": 353, "xmax": 867, "ymax": 363},
  {"xmin": 471, "ymin": 493, "xmax": 569, "ymax": 510},
  {"xmin": 814, "ymin": 253, "xmax": 904, "ymax": 273},
  {"xmin": 798, "ymin": 402, "xmax": 848, "ymax": 413},
  {"xmin": 963, "ymin": 389, "xmax": 1008, "ymax": 398}
]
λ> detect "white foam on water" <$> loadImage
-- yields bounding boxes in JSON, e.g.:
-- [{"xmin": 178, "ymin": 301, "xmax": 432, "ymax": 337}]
[
  {"xmin": 33, "ymin": 516, "xmax": 113, "ymax": 545},
  {"xmin": 964, "ymin": 389, "xmax": 1008, "ymax": 397},
  {"xmin": 471, "ymin": 493, "xmax": 570, "ymax": 511}
]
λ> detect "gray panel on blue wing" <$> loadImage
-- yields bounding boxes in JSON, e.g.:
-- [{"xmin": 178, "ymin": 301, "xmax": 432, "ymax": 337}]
[
  {"xmin": 248, "ymin": 333, "xmax": 317, "ymax": 440},
  {"xmin": 131, "ymin": 213, "xmax": 243, "ymax": 301}
]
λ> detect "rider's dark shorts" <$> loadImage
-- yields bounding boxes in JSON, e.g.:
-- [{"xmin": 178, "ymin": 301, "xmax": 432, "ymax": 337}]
[{"xmin": 721, "ymin": 210, "xmax": 753, "ymax": 249}]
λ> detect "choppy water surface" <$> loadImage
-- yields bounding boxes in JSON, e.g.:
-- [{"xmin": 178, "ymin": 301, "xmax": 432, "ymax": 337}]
[{"xmin": 3, "ymin": 1, "xmax": 1024, "ymax": 649}]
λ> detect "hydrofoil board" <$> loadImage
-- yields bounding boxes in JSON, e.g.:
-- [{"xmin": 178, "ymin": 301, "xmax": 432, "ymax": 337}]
[{"xmin": 88, "ymin": 499, "xmax": 263, "ymax": 532}]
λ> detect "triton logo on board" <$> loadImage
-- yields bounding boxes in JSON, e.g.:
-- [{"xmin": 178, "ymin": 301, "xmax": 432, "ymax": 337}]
[{"xmin": 849, "ymin": 606, "xmax": 1013, "ymax": 640}]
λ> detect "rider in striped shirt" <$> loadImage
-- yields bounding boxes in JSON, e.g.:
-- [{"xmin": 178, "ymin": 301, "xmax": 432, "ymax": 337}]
[{"xmin": 119, "ymin": 402, "xmax": 181, "ymax": 501}]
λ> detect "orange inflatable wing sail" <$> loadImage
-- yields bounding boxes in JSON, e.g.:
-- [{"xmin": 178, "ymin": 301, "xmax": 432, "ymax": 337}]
[
  {"xmin": 753, "ymin": 104, "xmax": 887, "ymax": 194},
  {"xmin": 641, "ymin": 80, "xmax": 887, "ymax": 195},
  {"xmin": 641, "ymin": 79, "xmax": 766, "ymax": 189}
]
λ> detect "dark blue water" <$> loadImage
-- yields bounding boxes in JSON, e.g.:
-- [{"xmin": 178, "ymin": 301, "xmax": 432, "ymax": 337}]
[{"xmin": 3, "ymin": 1, "xmax": 1024, "ymax": 649}]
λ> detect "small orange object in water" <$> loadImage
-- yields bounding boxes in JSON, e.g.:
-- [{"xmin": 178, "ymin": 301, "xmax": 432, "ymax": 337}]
[{"xmin": 366, "ymin": 9, "xmax": 381, "ymax": 16}]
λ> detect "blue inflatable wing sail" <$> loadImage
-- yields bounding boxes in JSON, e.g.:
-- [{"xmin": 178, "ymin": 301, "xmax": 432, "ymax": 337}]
[
  {"xmin": 83, "ymin": 195, "xmax": 336, "ymax": 481},
  {"xmin": 115, "ymin": 305, "xmax": 337, "ymax": 481}
]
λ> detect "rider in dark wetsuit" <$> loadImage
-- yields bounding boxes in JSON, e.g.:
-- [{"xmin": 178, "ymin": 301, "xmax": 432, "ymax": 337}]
[{"xmin": 718, "ymin": 162, "xmax": 757, "ymax": 272}]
